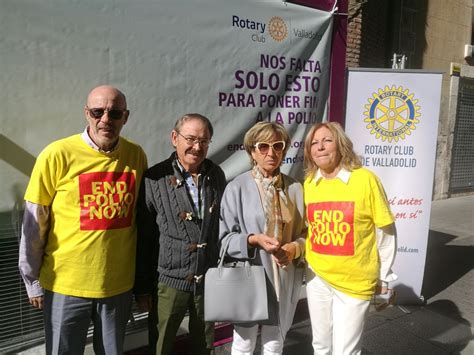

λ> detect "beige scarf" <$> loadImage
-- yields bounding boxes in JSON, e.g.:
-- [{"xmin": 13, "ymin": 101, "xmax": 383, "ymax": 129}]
[{"xmin": 252, "ymin": 165, "xmax": 285, "ymax": 300}]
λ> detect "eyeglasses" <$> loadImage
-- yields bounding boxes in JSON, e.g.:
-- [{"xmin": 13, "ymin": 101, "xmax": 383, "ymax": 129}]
[
  {"xmin": 176, "ymin": 130, "xmax": 212, "ymax": 147},
  {"xmin": 253, "ymin": 141, "xmax": 286, "ymax": 154},
  {"xmin": 86, "ymin": 107, "xmax": 128, "ymax": 120}
]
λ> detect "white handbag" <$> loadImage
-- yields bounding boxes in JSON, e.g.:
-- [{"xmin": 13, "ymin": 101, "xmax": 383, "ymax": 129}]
[{"xmin": 204, "ymin": 237, "xmax": 269, "ymax": 323}]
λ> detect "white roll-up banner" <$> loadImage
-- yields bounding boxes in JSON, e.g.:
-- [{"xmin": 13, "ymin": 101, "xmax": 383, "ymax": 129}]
[{"xmin": 345, "ymin": 69, "xmax": 443, "ymax": 303}]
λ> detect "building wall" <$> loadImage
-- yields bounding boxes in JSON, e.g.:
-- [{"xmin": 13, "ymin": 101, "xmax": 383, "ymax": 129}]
[
  {"xmin": 346, "ymin": 2, "xmax": 363, "ymax": 67},
  {"xmin": 422, "ymin": 0, "xmax": 472, "ymax": 199},
  {"xmin": 346, "ymin": 0, "xmax": 473, "ymax": 200},
  {"xmin": 346, "ymin": 0, "xmax": 390, "ymax": 68}
]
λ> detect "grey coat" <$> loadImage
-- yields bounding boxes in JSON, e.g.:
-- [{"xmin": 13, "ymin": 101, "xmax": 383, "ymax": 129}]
[{"xmin": 219, "ymin": 171, "xmax": 306, "ymax": 333}]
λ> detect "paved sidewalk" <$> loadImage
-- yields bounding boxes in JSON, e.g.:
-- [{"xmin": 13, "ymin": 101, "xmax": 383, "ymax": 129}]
[{"xmin": 216, "ymin": 195, "xmax": 474, "ymax": 354}]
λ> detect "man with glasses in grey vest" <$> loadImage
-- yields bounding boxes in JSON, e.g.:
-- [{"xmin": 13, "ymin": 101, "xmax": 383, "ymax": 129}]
[{"xmin": 134, "ymin": 113, "xmax": 226, "ymax": 355}]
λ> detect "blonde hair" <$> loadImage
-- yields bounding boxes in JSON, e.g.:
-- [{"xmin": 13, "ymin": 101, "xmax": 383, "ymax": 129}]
[
  {"xmin": 303, "ymin": 122, "xmax": 362, "ymax": 178},
  {"xmin": 243, "ymin": 122, "xmax": 291, "ymax": 165}
]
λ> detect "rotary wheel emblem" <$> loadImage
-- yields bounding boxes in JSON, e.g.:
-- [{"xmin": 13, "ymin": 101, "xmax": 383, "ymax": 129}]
[
  {"xmin": 364, "ymin": 85, "xmax": 421, "ymax": 142},
  {"xmin": 268, "ymin": 16, "xmax": 287, "ymax": 42}
]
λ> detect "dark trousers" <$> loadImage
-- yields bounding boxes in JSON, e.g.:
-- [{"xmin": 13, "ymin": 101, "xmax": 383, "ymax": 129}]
[
  {"xmin": 156, "ymin": 282, "xmax": 214, "ymax": 355},
  {"xmin": 148, "ymin": 289, "xmax": 158, "ymax": 354},
  {"xmin": 43, "ymin": 289, "xmax": 132, "ymax": 355}
]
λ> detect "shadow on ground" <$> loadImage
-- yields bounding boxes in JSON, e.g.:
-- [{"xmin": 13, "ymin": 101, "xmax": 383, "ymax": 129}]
[{"xmin": 421, "ymin": 230, "xmax": 473, "ymax": 299}]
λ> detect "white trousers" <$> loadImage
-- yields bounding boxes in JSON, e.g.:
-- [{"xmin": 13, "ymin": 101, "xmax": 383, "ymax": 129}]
[
  {"xmin": 306, "ymin": 269, "xmax": 370, "ymax": 355},
  {"xmin": 231, "ymin": 324, "xmax": 284, "ymax": 355}
]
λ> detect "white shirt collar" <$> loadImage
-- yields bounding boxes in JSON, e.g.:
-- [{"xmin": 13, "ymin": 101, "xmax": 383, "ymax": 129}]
[
  {"xmin": 313, "ymin": 167, "xmax": 351, "ymax": 184},
  {"xmin": 81, "ymin": 127, "xmax": 119, "ymax": 153},
  {"xmin": 175, "ymin": 158, "xmax": 187, "ymax": 175}
]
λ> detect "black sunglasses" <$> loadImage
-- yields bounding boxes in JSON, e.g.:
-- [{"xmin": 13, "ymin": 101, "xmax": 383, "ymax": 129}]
[{"xmin": 86, "ymin": 107, "xmax": 127, "ymax": 120}]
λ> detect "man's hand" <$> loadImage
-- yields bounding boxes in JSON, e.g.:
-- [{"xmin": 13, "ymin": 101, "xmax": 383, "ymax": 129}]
[
  {"xmin": 135, "ymin": 294, "xmax": 153, "ymax": 312},
  {"xmin": 29, "ymin": 296, "xmax": 44, "ymax": 309}
]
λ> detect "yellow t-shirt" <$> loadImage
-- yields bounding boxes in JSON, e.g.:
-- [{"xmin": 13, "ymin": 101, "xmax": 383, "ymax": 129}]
[
  {"xmin": 304, "ymin": 168, "xmax": 394, "ymax": 300},
  {"xmin": 25, "ymin": 134, "xmax": 147, "ymax": 298}
]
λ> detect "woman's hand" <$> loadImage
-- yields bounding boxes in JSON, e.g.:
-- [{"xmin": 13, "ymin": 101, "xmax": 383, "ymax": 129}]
[
  {"xmin": 273, "ymin": 242, "xmax": 297, "ymax": 268},
  {"xmin": 248, "ymin": 233, "xmax": 280, "ymax": 254},
  {"xmin": 375, "ymin": 284, "xmax": 389, "ymax": 295}
]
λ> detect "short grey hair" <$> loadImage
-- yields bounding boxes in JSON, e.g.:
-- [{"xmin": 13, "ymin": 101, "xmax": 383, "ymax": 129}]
[{"xmin": 173, "ymin": 113, "xmax": 214, "ymax": 137}]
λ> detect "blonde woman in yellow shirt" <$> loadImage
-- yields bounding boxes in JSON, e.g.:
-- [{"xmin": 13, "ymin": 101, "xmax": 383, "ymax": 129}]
[{"xmin": 303, "ymin": 122, "xmax": 397, "ymax": 355}]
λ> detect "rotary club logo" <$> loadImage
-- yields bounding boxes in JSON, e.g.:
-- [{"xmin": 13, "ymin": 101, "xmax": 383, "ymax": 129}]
[
  {"xmin": 364, "ymin": 85, "xmax": 421, "ymax": 142},
  {"xmin": 268, "ymin": 16, "xmax": 287, "ymax": 42}
]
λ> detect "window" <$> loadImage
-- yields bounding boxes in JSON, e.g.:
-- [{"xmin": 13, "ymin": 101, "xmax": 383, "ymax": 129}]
[{"xmin": 0, "ymin": 209, "xmax": 149, "ymax": 353}]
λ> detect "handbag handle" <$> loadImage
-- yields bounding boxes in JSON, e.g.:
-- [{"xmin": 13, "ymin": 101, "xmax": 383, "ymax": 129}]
[
  {"xmin": 218, "ymin": 235, "xmax": 253, "ymax": 277},
  {"xmin": 218, "ymin": 235, "xmax": 233, "ymax": 268}
]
